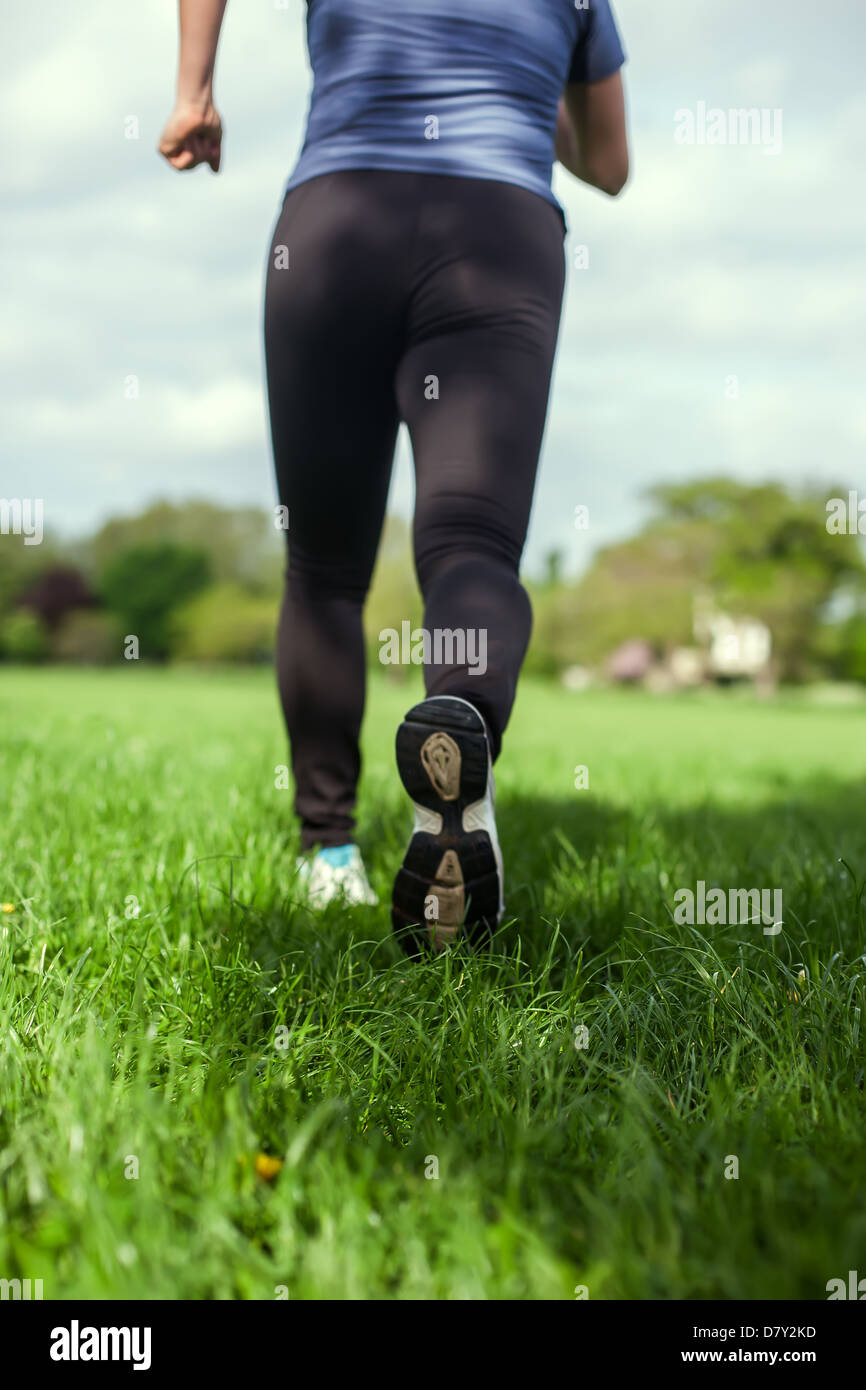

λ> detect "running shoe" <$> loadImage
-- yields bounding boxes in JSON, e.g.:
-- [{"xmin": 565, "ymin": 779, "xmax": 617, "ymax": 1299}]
[
  {"xmin": 295, "ymin": 843, "xmax": 379, "ymax": 908},
  {"xmin": 392, "ymin": 695, "xmax": 504, "ymax": 953}
]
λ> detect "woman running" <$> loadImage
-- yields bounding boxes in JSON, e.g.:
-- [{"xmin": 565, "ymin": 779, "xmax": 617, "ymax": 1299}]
[{"xmin": 158, "ymin": 0, "xmax": 629, "ymax": 953}]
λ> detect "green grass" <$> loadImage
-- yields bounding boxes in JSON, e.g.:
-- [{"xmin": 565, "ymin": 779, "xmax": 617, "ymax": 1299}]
[{"xmin": 1, "ymin": 666, "xmax": 865, "ymax": 1299}]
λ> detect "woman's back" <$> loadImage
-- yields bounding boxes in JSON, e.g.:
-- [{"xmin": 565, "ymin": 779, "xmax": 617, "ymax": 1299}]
[{"xmin": 290, "ymin": 0, "xmax": 625, "ymax": 208}]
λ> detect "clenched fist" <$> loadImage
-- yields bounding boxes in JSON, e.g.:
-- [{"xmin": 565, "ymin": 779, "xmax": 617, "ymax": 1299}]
[{"xmin": 157, "ymin": 99, "xmax": 223, "ymax": 172}]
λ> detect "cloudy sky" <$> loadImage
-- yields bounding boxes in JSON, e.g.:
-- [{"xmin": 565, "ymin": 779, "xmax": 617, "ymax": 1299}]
[{"xmin": 2, "ymin": 0, "xmax": 864, "ymax": 576}]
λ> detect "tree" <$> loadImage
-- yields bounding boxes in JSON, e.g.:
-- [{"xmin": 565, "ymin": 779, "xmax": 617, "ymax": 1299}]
[
  {"xmin": 17, "ymin": 565, "xmax": 96, "ymax": 631},
  {"xmin": 363, "ymin": 515, "xmax": 422, "ymax": 676},
  {"xmin": 171, "ymin": 583, "xmax": 276, "ymax": 662},
  {"xmin": 0, "ymin": 610, "xmax": 49, "ymax": 662},
  {"xmin": 87, "ymin": 500, "xmax": 282, "ymax": 595},
  {"xmin": 650, "ymin": 479, "xmax": 866, "ymax": 680},
  {"xmin": 555, "ymin": 479, "xmax": 866, "ymax": 680},
  {"xmin": 98, "ymin": 542, "xmax": 212, "ymax": 659},
  {"xmin": 0, "ymin": 534, "xmax": 63, "ymax": 621}
]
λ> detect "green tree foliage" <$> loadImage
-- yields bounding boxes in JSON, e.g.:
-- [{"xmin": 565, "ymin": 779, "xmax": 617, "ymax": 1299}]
[
  {"xmin": 548, "ymin": 479, "xmax": 866, "ymax": 680},
  {"xmin": 815, "ymin": 608, "xmax": 866, "ymax": 684},
  {"xmin": 3, "ymin": 484, "xmax": 864, "ymax": 679},
  {"xmin": 651, "ymin": 479, "xmax": 866, "ymax": 680},
  {"xmin": 840, "ymin": 617, "xmax": 866, "ymax": 683},
  {"xmin": 98, "ymin": 542, "xmax": 212, "ymax": 659},
  {"xmin": 363, "ymin": 515, "xmax": 423, "ymax": 676},
  {"xmin": 0, "ymin": 610, "xmax": 49, "ymax": 662},
  {"xmin": 171, "ymin": 583, "xmax": 277, "ymax": 663},
  {"xmin": 0, "ymin": 535, "xmax": 62, "ymax": 620},
  {"xmin": 87, "ymin": 499, "xmax": 283, "ymax": 595}
]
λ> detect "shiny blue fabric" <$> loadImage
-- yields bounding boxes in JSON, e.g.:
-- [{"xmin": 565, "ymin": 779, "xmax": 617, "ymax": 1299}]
[{"xmin": 286, "ymin": 0, "xmax": 625, "ymax": 211}]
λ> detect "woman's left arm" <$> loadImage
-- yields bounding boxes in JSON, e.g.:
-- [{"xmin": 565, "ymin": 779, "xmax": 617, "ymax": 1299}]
[{"xmin": 555, "ymin": 70, "xmax": 629, "ymax": 197}]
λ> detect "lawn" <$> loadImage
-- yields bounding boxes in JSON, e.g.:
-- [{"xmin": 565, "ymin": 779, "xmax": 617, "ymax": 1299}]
[{"xmin": 1, "ymin": 666, "xmax": 865, "ymax": 1299}]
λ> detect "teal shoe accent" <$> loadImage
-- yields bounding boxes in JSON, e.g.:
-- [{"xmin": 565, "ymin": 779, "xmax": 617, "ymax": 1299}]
[{"xmin": 316, "ymin": 844, "xmax": 356, "ymax": 869}]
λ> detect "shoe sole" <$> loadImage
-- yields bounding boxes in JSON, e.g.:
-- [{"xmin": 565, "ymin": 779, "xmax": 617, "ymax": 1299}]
[{"xmin": 392, "ymin": 696, "xmax": 503, "ymax": 954}]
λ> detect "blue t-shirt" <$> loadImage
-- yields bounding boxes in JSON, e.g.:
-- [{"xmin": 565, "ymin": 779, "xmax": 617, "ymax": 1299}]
[{"xmin": 286, "ymin": 0, "xmax": 625, "ymax": 212}]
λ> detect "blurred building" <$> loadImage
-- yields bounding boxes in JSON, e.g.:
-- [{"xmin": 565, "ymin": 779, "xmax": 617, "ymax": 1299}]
[{"xmin": 693, "ymin": 592, "xmax": 772, "ymax": 682}]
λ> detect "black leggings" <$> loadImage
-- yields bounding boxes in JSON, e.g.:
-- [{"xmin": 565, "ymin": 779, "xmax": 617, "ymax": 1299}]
[{"xmin": 264, "ymin": 170, "xmax": 565, "ymax": 849}]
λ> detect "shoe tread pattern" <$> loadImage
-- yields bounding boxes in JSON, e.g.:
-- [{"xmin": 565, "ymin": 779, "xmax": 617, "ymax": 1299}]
[{"xmin": 392, "ymin": 697, "xmax": 499, "ymax": 954}]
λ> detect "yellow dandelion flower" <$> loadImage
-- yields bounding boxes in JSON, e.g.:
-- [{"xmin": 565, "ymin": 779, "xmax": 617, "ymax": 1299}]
[
  {"xmin": 254, "ymin": 1153, "xmax": 283, "ymax": 1181},
  {"xmin": 1, "ymin": 903, "xmax": 15, "ymax": 914}
]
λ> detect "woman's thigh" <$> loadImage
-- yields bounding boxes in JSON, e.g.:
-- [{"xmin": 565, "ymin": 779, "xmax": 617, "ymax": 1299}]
[
  {"xmin": 263, "ymin": 172, "xmax": 408, "ymax": 595},
  {"xmin": 395, "ymin": 177, "xmax": 566, "ymax": 578}
]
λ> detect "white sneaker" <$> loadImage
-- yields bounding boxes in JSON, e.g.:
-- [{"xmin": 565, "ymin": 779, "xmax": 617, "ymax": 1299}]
[
  {"xmin": 392, "ymin": 695, "xmax": 504, "ymax": 953},
  {"xmin": 295, "ymin": 844, "xmax": 379, "ymax": 908}
]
